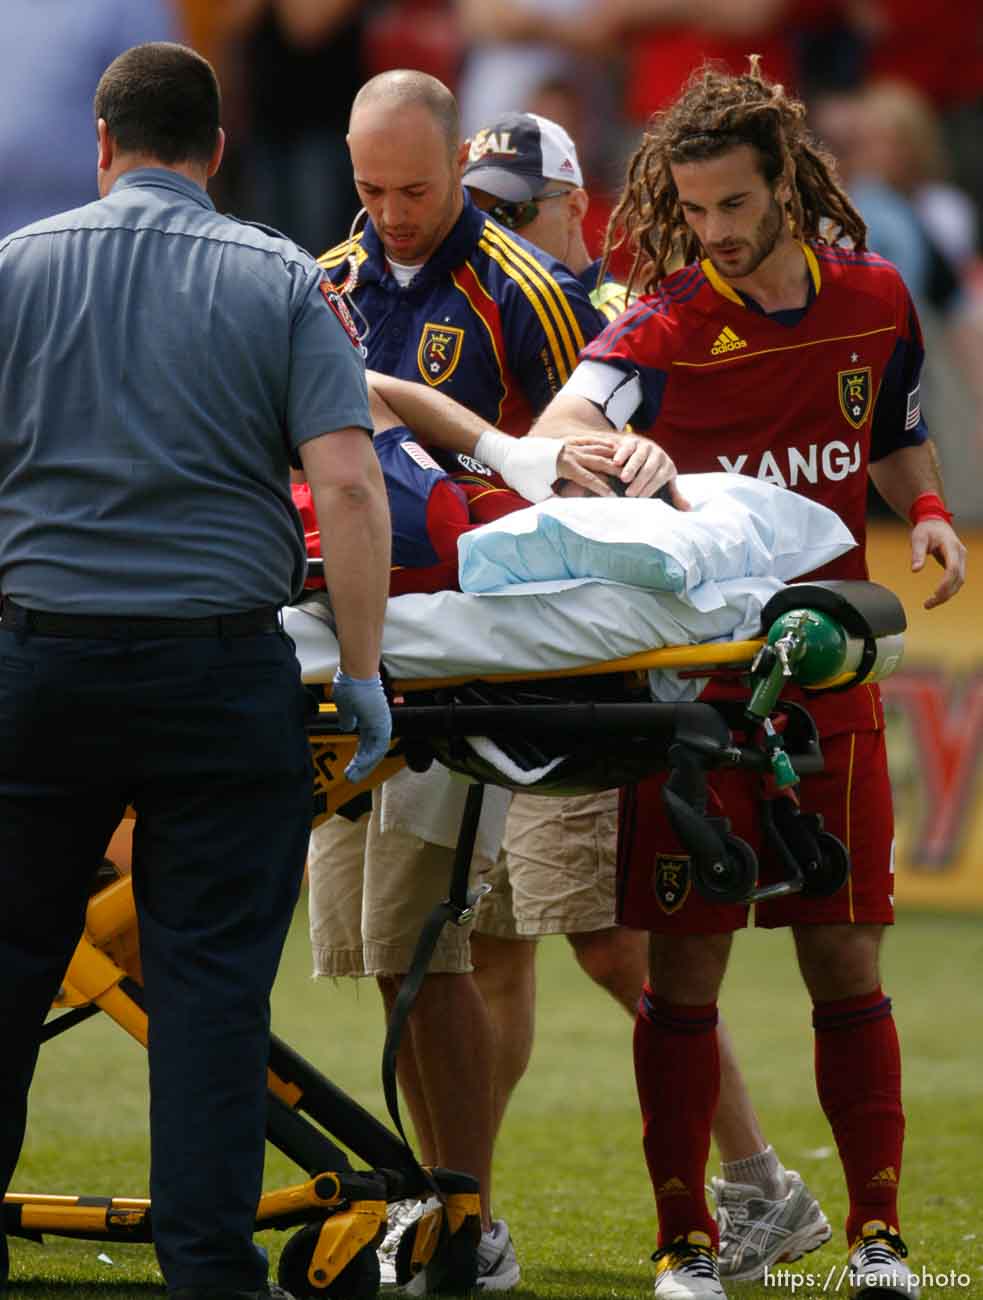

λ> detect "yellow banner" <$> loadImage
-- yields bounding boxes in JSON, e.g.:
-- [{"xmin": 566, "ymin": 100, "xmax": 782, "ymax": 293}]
[{"xmin": 866, "ymin": 522, "xmax": 982, "ymax": 910}]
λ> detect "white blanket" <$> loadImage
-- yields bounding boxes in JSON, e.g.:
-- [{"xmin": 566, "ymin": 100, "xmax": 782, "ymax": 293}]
[{"xmin": 284, "ymin": 575, "xmax": 786, "ymax": 692}]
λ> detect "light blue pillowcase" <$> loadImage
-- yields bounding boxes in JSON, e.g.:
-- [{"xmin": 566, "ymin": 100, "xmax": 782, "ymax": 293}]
[{"xmin": 457, "ymin": 473, "xmax": 856, "ymax": 597}]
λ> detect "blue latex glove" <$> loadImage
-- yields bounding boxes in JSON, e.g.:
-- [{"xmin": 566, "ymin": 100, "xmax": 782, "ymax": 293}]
[{"xmin": 331, "ymin": 669, "xmax": 392, "ymax": 783}]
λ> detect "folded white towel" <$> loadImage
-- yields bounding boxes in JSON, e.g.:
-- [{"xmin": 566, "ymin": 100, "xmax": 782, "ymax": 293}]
[{"xmin": 377, "ymin": 764, "xmax": 511, "ymax": 861}]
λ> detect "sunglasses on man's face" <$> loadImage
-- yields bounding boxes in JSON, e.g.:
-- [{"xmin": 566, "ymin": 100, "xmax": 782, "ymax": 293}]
[{"xmin": 486, "ymin": 190, "xmax": 570, "ymax": 231}]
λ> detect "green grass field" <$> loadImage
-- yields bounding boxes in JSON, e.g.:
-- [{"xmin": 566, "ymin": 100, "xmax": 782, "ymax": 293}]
[{"xmin": 5, "ymin": 904, "xmax": 982, "ymax": 1300}]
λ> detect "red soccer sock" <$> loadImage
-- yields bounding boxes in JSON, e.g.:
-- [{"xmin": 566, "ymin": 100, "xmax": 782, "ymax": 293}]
[
  {"xmin": 813, "ymin": 987, "xmax": 905, "ymax": 1242},
  {"xmin": 634, "ymin": 987, "xmax": 719, "ymax": 1248}
]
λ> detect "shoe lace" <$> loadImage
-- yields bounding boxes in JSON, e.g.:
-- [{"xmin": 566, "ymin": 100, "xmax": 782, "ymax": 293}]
[
  {"xmin": 711, "ymin": 1181, "xmax": 787, "ymax": 1258},
  {"xmin": 652, "ymin": 1238, "xmax": 718, "ymax": 1280},
  {"xmin": 856, "ymin": 1227, "xmax": 909, "ymax": 1266},
  {"xmin": 715, "ymin": 1203, "xmax": 735, "ymax": 1240}
]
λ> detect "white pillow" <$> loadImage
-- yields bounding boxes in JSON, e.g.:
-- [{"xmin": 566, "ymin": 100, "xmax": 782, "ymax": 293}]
[{"xmin": 457, "ymin": 473, "xmax": 855, "ymax": 603}]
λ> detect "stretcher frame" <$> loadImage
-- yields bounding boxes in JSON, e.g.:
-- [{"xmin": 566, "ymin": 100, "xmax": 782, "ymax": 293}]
[{"xmin": 2, "ymin": 580, "xmax": 906, "ymax": 1298}]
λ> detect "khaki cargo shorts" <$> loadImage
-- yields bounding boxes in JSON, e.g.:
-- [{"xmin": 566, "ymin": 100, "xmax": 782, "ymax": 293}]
[
  {"xmin": 308, "ymin": 791, "xmax": 495, "ymax": 978},
  {"xmin": 475, "ymin": 788, "xmax": 619, "ymax": 939}
]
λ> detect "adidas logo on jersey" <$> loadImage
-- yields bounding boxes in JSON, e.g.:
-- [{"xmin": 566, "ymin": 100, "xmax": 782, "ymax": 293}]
[{"xmin": 711, "ymin": 326, "xmax": 747, "ymax": 355}]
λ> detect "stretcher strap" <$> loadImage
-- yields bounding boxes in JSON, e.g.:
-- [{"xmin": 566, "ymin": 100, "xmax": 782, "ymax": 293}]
[{"xmin": 381, "ymin": 783, "xmax": 486, "ymax": 1189}]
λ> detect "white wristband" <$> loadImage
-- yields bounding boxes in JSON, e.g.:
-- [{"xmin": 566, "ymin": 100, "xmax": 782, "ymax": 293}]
[{"xmin": 473, "ymin": 429, "xmax": 561, "ymax": 502}]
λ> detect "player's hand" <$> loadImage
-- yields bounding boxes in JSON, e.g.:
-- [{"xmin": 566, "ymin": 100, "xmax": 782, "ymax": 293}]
[
  {"xmin": 555, "ymin": 434, "xmax": 627, "ymax": 496},
  {"xmin": 611, "ymin": 432, "xmax": 690, "ymax": 508},
  {"xmin": 911, "ymin": 518, "xmax": 966, "ymax": 609},
  {"xmin": 331, "ymin": 669, "xmax": 392, "ymax": 782}
]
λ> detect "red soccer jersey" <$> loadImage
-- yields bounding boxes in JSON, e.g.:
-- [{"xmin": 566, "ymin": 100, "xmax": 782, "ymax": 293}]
[
  {"xmin": 582, "ymin": 242, "xmax": 928, "ymax": 733},
  {"xmin": 583, "ymin": 242, "xmax": 926, "ymax": 584}
]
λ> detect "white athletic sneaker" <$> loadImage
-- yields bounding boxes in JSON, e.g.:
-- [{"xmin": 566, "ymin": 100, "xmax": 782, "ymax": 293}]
[
  {"xmin": 476, "ymin": 1218, "xmax": 521, "ymax": 1291},
  {"xmin": 713, "ymin": 1169, "xmax": 832, "ymax": 1282},
  {"xmin": 652, "ymin": 1231, "xmax": 726, "ymax": 1298},
  {"xmin": 378, "ymin": 1198, "xmax": 424, "ymax": 1287},
  {"xmin": 847, "ymin": 1220, "xmax": 920, "ymax": 1297}
]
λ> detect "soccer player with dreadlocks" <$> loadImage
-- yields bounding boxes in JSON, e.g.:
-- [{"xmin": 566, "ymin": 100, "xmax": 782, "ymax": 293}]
[{"xmin": 531, "ymin": 57, "xmax": 966, "ymax": 1299}]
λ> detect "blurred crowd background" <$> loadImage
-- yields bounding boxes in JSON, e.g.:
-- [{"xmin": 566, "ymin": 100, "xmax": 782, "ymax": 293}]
[{"xmin": 3, "ymin": 0, "xmax": 981, "ymax": 519}]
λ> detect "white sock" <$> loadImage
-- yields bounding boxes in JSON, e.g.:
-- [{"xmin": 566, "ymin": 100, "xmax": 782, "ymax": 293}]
[{"xmin": 721, "ymin": 1144, "xmax": 787, "ymax": 1200}]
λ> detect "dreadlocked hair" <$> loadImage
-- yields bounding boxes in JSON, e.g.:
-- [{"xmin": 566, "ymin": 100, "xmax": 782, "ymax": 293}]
[{"xmin": 600, "ymin": 54, "xmax": 867, "ymax": 300}]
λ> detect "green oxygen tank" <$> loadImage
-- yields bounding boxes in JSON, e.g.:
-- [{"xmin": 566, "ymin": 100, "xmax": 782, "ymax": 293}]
[
  {"xmin": 765, "ymin": 608, "xmax": 862, "ymax": 686},
  {"xmin": 746, "ymin": 605, "xmax": 904, "ymax": 783},
  {"xmin": 746, "ymin": 607, "xmax": 858, "ymax": 725}
]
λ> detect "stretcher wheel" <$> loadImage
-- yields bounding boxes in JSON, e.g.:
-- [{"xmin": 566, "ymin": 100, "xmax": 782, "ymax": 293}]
[
  {"xmin": 277, "ymin": 1223, "xmax": 381, "ymax": 1299},
  {"xmin": 800, "ymin": 830, "xmax": 851, "ymax": 898},
  {"xmin": 693, "ymin": 835, "xmax": 758, "ymax": 905}
]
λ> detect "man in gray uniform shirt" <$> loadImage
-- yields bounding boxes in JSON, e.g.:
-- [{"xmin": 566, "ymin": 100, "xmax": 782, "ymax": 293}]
[{"xmin": 0, "ymin": 42, "xmax": 391, "ymax": 1300}]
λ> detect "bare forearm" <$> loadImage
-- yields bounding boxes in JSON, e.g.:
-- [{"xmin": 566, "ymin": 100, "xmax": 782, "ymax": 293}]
[
  {"xmin": 869, "ymin": 439, "xmax": 965, "ymax": 609},
  {"xmin": 868, "ymin": 440, "xmax": 945, "ymax": 521},
  {"xmin": 317, "ymin": 479, "xmax": 390, "ymax": 678},
  {"xmin": 530, "ymin": 392, "xmax": 615, "ymax": 440},
  {"xmin": 300, "ymin": 429, "xmax": 392, "ymax": 678},
  {"xmin": 368, "ymin": 370, "xmax": 487, "ymax": 454}
]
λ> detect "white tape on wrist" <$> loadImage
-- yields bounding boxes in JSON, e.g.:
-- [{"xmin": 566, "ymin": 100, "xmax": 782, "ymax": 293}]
[
  {"xmin": 473, "ymin": 429, "xmax": 561, "ymax": 502},
  {"xmin": 473, "ymin": 428, "xmax": 510, "ymax": 474}
]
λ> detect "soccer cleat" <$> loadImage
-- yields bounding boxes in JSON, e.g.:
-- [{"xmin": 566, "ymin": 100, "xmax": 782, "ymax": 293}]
[
  {"xmin": 847, "ymin": 1220, "xmax": 920, "ymax": 1298},
  {"xmin": 378, "ymin": 1198, "xmax": 424, "ymax": 1287},
  {"xmin": 713, "ymin": 1169, "xmax": 832, "ymax": 1281},
  {"xmin": 475, "ymin": 1218, "xmax": 521, "ymax": 1292},
  {"xmin": 652, "ymin": 1231, "xmax": 726, "ymax": 1298}
]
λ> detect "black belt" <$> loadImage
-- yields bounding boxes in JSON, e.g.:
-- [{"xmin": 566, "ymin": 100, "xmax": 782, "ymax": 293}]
[{"xmin": 0, "ymin": 599, "xmax": 280, "ymax": 640}]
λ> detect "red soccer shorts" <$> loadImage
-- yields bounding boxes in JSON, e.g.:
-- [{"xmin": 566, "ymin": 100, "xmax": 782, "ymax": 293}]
[{"xmin": 617, "ymin": 728, "xmax": 895, "ymax": 933}]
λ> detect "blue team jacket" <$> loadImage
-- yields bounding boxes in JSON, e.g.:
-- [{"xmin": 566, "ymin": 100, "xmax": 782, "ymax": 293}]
[{"xmin": 317, "ymin": 193, "xmax": 601, "ymax": 448}]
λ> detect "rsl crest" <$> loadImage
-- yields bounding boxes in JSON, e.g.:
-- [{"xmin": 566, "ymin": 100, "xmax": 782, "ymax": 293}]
[
  {"xmin": 837, "ymin": 365, "xmax": 872, "ymax": 429},
  {"xmin": 418, "ymin": 323, "xmax": 464, "ymax": 387},
  {"xmin": 653, "ymin": 853, "xmax": 691, "ymax": 914}
]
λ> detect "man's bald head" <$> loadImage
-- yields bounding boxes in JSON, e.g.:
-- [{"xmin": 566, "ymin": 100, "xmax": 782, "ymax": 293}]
[
  {"xmin": 350, "ymin": 70, "xmax": 460, "ymax": 156},
  {"xmin": 347, "ymin": 71, "xmax": 467, "ymax": 265}
]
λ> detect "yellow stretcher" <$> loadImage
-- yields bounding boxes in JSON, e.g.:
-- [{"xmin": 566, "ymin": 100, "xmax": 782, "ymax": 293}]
[{"xmin": 3, "ymin": 579, "xmax": 906, "ymax": 1299}]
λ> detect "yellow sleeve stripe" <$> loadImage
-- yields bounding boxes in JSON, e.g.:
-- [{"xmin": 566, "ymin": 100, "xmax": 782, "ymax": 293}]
[
  {"xmin": 479, "ymin": 235, "xmax": 572, "ymax": 382},
  {"xmin": 481, "ymin": 223, "xmax": 586, "ymax": 366},
  {"xmin": 482, "ymin": 224, "xmax": 587, "ymax": 351},
  {"xmin": 479, "ymin": 225, "xmax": 585, "ymax": 379}
]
